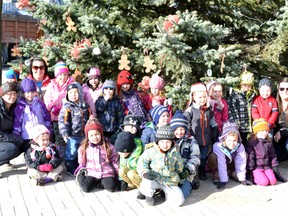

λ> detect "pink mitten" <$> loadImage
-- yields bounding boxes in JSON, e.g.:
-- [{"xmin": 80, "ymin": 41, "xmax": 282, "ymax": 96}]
[
  {"xmin": 51, "ymin": 106, "xmax": 61, "ymax": 116},
  {"xmin": 38, "ymin": 164, "xmax": 53, "ymax": 172}
]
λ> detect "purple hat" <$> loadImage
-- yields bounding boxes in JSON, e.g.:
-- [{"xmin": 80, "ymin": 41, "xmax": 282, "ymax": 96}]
[
  {"xmin": 87, "ymin": 67, "xmax": 101, "ymax": 79},
  {"xmin": 21, "ymin": 78, "xmax": 37, "ymax": 93},
  {"xmin": 219, "ymin": 121, "xmax": 242, "ymax": 143}
]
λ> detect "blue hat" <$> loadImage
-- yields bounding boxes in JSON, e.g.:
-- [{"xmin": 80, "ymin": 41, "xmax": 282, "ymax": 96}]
[
  {"xmin": 149, "ymin": 105, "xmax": 169, "ymax": 125},
  {"xmin": 6, "ymin": 69, "xmax": 20, "ymax": 81},
  {"xmin": 20, "ymin": 78, "xmax": 37, "ymax": 93},
  {"xmin": 170, "ymin": 110, "xmax": 189, "ymax": 133},
  {"xmin": 258, "ymin": 78, "xmax": 272, "ymax": 89},
  {"xmin": 102, "ymin": 79, "xmax": 116, "ymax": 91}
]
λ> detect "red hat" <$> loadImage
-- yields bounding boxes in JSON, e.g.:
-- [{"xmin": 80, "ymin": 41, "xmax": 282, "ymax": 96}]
[
  {"xmin": 117, "ymin": 70, "xmax": 133, "ymax": 90},
  {"xmin": 84, "ymin": 116, "xmax": 104, "ymax": 138}
]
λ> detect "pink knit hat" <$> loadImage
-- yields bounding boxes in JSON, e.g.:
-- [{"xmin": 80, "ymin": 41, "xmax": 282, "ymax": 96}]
[
  {"xmin": 149, "ymin": 74, "xmax": 165, "ymax": 90},
  {"xmin": 32, "ymin": 125, "xmax": 50, "ymax": 140},
  {"xmin": 190, "ymin": 82, "xmax": 207, "ymax": 94},
  {"xmin": 54, "ymin": 61, "xmax": 69, "ymax": 78},
  {"xmin": 87, "ymin": 67, "xmax": 101, "ymax": 79}
]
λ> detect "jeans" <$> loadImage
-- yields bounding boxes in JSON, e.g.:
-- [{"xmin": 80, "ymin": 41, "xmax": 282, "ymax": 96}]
[
  {"xmin": 64, "ymin": 136, "xmax": 84, "ymax": 161},
  {"xmin": 180, "ymin": 179, "xmax": 192, "ymax": 199}
]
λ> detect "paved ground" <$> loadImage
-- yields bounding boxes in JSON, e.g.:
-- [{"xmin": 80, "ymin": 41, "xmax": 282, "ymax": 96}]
[{"xmin": 1, "ymin": 154, "xmax": 288, "ymax": 216}]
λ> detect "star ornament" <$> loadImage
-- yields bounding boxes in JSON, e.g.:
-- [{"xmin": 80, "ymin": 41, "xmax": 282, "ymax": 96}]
[{"xmin": 66, "ymin": 16, "xmax": 77, "ymax": 32}]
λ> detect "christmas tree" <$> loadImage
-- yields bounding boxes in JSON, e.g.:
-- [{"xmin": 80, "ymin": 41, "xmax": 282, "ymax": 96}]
[{"xmin": 15, "ymin": 0, "xmax": 288, "ymax": 110}]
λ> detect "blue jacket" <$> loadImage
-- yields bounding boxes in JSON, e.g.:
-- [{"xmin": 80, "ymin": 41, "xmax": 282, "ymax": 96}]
[{"xmin": 141, "ymin": 122, "xmax": 157, "ymax": 146}]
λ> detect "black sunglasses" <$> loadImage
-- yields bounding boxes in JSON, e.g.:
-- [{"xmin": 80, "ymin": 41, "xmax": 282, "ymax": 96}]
[{"xmin": 279, "ymin": 87, "xmax": 288, "ymax": 91}]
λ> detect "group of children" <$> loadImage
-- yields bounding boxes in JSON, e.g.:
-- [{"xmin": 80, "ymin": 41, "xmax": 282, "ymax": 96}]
[{"xmin": 4, "ymin": 64, "xmax": 288, "ymax": 207}]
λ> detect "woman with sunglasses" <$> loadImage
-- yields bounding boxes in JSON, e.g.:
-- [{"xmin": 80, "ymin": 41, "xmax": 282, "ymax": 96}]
[
  {"xmin": 27, "ymin": 57, "xmax": 51, "ymax": 99},
  {"xmin": 274, "ymin": 77, "xmax": 288, "ymax": 162}
]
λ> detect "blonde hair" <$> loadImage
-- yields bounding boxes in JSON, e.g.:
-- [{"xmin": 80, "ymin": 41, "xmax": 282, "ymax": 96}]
[{"xmin": 223, "ymin": 132, "xmax": 238, "ymax": 146}]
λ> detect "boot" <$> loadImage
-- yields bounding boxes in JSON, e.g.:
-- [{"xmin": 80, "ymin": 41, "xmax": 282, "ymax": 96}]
[
  {"xmin": 273, "ymin": 167, "xmax": 287, "ymax": 183},
  {"xmin": 75, "ymin": 168, "xmax": 87, "ymax": 186},
  {"xmin": 198, "ymin": 166, "xmax": 207, "ymax": 181},
  {"xmin": 212, "ymin": 171, "xmax": 219, "ymax": 185},
  {"xmin": 192, "ymin": 174, "xmax": 200, "ymax": 190},
  {"xmin": 136, "ymin": 191, "xmax": 146, "ymax": 200},
  {"xmin": 146, "ymin": 196, "xmax": 155, "ymax": 206},
  {"xmin": 65, "ymin": 160, "xmax": 78, "ymax": 176}
]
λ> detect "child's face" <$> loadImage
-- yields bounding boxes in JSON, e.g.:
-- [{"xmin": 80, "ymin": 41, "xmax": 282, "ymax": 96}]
[
  {"xmin": 210, "ymin": 85, "xmax": 222, "ymax": 100},
  {"xmin": 151, "ymin": 88, "xmax": 160, "ymax": 97},
  {"xmin": 68, "ymin": 88, "xmax": 79, "ymax": 102},
  {"xmin": 88, "ymin": 130, "xmax": 102, "ymax": 144},
  {"xmin": 193, "ymin": 91, "xmax": 207, "ymax": 106},
  {"xmin": 118, "ymin": 152, "xmax": 131, "ymax": 158},
  {"xmin": 157, "ymin": 111, "xmax": 170, "ymax": 126},
  {"xmin": 121, "ymin": 83, "xmax": 131, "ymax": 92},
  {"xmin": 240, "ymin": 84, "xmax": 252, "ymax": 92},
  {"xmin": 225, "ymin": 134, "xmax": 238, "ymax": 150},
  {"xmin": 56, "ymin": 73, "xmax": 69, "ymax": 85},
  {"xmin": 158, "ymin": 139, "xmax": 173, "ymax": 152},
  {"xmin": 24, "ymin": 91, "xmax": 37, "ymax": 102},
  {"xmin": 259, "ymin": 85, "xmax": 271, "ymax": 99},
  {"xmin": 256, "ymin": 130, "xmax": 268, "ymax": 139},
  {"xmin": 89, "ymin": 78, "xmax": 100, "ymax": 87},
  {"xmin": 123, "ymin": 125, "xmax": 137, "ymax": 134},
  {"xmin": 174, "ymin": 127, "xmax": 186, "ymax": 139},
  {"xmin": 103, "ymin": 88, "xmax": 114, "ymax": 97},
  {"xmin": 35, "ymin": 133, "xmax": 50, "ymax": 148}
]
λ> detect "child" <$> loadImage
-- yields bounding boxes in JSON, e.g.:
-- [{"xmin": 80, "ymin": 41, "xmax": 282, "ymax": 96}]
[
  {"xmin": 13, "ymin": 78, "xmax": 52, "ymax": 154},
  {"xmin": 227, "ymin": 70, "xmax": 256, "ymax": 143},
  {"xmin": 252, "ymin": 78, "xmax": 278, "ymax": 138},
  {"xmin": 141, "ymin": 105, "xmax": 170, "ymax": 146},
  {"xmin": 95, "ymin": 79, "xmax": 124, "ymax": 139},
  {"xmin": 82, "ymin": 67, "xmax": 103, "ymax": 115},
  {"xmin": 5, "ymin": 68, "xmax": 20, "ymax": 83},
  {"xmin": 138, "ymin": 75, "xmax": 151, "ymax": 112},
  {"xmin": 246, "ymin": 118, "xmax": 287, "ymax": 186},
  {"xmin": 206, "ymin": 81, "xmax": 228, "ymax": 133},
  {"xmin": 117, "ymin": 70, "xmax": 150, "ymax": 125},
  {"xmin": 137, "ymin": 125, "xmax": 185, "ymax": 207},
  {"xmin": 115, "ymin": 131, "xmax": 144, "ymax": 199},
  {"xmin": 75, "ymin": 117, "xmax": 119, "ymax": 192},
  {"xmin": 183, "ymin": 82, "xmax": 218, "ymax": 181},
  {"xmin": 170, "ymin": 111, "xmax": 201, "ymax": 198},
  {"xmin": 25, "ymin": 125, "xmax": 63, "ymax": 186},
  {"xmin": 207, "ymin": 122, "xmax": 252, "ymax": 189},
  {"xmin": 58, "ymin": 82, "xmax": 91, "ymax": 176}
]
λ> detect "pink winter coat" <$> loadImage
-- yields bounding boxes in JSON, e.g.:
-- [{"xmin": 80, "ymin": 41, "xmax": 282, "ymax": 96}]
[
  {"xmin": 78, "ymin": 143, "xmax": 119, "ymax": 179},
  {"xmin": 82, "ymin": 83, "xmax": 103, "ymax": 115},
  {"xmin": 43, "ymin": 76, "xmax": 74, "ymax": 121}
]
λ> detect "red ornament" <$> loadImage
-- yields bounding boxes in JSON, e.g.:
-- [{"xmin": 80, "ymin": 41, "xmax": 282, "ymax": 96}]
[{"xmin": 163, "ymin": 15, "xmax": 180, "ymax": 32}]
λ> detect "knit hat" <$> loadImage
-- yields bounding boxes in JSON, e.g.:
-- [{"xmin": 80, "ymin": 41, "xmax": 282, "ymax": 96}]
[
  {"xmin": 149, "ymin": 105, "xmax": 169, "ymax": 125},
  {"xmin": 190, "ymin": 82, "xmax": 207, "ymax": 95},
  {"xmin": 252, "ymin": 118, "xmax": 270, "ymax": 134},
  {"xmin": 54, "ymin": 61, "xmax": 69, "ymax": 78},
  {"xmin": 239, "ymin": 71, "xmax": 254, "ymax": 85},
  {"xmin": 170, "ymin": 110, "xmax": 189, "ymax": 133},
  {"xmin": 138, "ymin": 76, "xmax": 150, "ymax": 92},
  {"xmin": 66, "ymin": 82, "xmax": 78, "ymax": 91},
  {"xmin": 122, "ymin": 114, "xmax": 141, "ymax": 132},
  {"xmin": 156, "ymin": 125, "xmax": 175, "ymax": 142},
  {"xmin": 258, "ymin": 78, "xmax": 272, "ymax": 89},
  {"xmin": 102, "ymin": 79, "xmax": 116, "ymax": 91},
  {"xmin": 149, "ymin": 74, "xmax": 165, "ymax": 90},
  {"xmin": 219, "ymin": 121, "xmax": 242, "ymax": 143},
  {"xmin": 84, "ymin": 116, "xmax": 104, "ymax": 138},
  {"xmin": 20, "ymin": 78, "xmax": 37, "ymax": 93},
  {"xmin": 6, "ymin": 69, "xmax": 20, "ymax": 82},
  {"xmin": 206, "ymin": 81, "xmax": 219, "ymax": 93},
  {"xmin": 32, "ymin": 125, "xmax": 50, "ymax": 140},
  {"xmin": 0, "ymin": 82, "xmax": 19, "ymax": 96},
  {"xmin": 117, "ymin": 70, "xmax": 133, "ymax": 88},
  {"xmin": 114, "ymin": 131, "xmax": 135, "ymax": 153},
  {"xmin": 87, "ymin": 67, "xmax": 101, "ymax": 79}
]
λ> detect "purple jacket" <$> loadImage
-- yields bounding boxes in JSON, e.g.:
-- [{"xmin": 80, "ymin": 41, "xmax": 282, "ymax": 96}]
[
  {"xmin": 213, "ymin": 141, "xmax": 247, "ymax": 182},
  {"xmin": 13, "ymin": 96, "xmax": 52, "ymax": 139}
]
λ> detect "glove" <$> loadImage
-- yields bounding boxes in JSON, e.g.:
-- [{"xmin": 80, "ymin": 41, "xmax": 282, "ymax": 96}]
[
  {"xmin": 74, "ymin": 164, "xmax": 86, "ymax": 175},
  {"xmin": 241, "ymin": 180, "xmax": 253, "ymax": 186},
  {"xmin": 217, "ymin": 182, "xmax": 227, "ymax": 189},
  {"xmin": 51, "ymin": 106, "xmax": 61, "ymax": 116},
  {"xmin": 273, "ymin": 167, "xmax": 287, "ymax": 183},
  {"xmin": 143, "ymin": 172, "xmax": 156, "ymax": 180},
  {"xmin": 120, "ymin": 180, "xmax": 128, "ymax": 191},
  {"xmin": 179, "ymin": 168, "xmax": 190, "ymax": 179},
  {"xmin": 38, "ymin": 164, "xmax": 53, "ymax": 172}
]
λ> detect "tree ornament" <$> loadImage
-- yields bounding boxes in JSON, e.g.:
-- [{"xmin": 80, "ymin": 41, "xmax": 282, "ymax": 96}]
[
  {"xmin": 118, "ymin": 49, "xmax": 130, "ymax": 70},
  {"xmin": 70, "ymin": 39, "xmax": 92, "ymax": 59},
  {"xmin": 72, "ymin": 68, "xmax": 84, "ymax": 85},
  {"xmin": 16, "ymin": 0, "xmax": 30, "ymax": 10},
  {"xmin": 163, "ymin": 15, "xmax": 180, "ymax": 32},
  {"xmin": 207, "ymin": 68, "xmax": 212, "ymax": 77},
  {"xmin": 36, "ymin": 23, "xmax": 44, "ymax": 39},
  {"xmin": 66, "ymin": 15, "xmax": 77, "ymax": 32},
  {"xmin": 220, "ymin": 54, "xmax": 225, "ymax": 74},
  {"xmin": 143, "ymin": 49, "xmax": 157, "ymax": 73},
  {"xmin": 93, "ymin": 47, "xmax": 101, "ymax": 55},
  {"xmin": 11, "ymin": 44, "xmax": 22, "ymax": 57}
]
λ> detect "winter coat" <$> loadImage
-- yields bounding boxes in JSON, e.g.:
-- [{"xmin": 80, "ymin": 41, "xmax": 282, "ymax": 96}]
[
  {"xmin": 227, "ymin": 88, "xmax": 256, "ymax": 133},
  {"xmin": 25, "ymin": 141, "xmax": 62, "ymax": 170},
  {"xmin": 95, "ymin": 95, "xmax": 124, "ymax": 133},
  {"xmin": 141, "ymin": 122, "xmax": 157, "ymax": 146},
  {"xmin": 213, "ymin": 141, "xmax": 247, "ymax": 182},
  {"xmin": 13, "ymin": 96, "xmax": 52, "ymax": 139},
  {"xmin": 43, "ymin": 77, "xmax": 74, "ymax": 121},
  {"xmin": 210, "ymin": 97, "xmax": 228, "ymax": 133},
  {"xmin": 82, "ymin": 82, "xmax": 103, "ymax": 115},
  {"xmin": 78, "ymin": 142, "xmax": 119, "ymax": 179},
  {"xmin": 119, "ymin": 138, "xmax": 143, "ymax": 170},
  {"xmin": 27, "ymin": 74, "xmax": 51, "ymax": 99},
  {"xmin": 252, "ymin": 95, "xmax": 278, "ymax": 129},
  {"xmin": 184, "ymin": 104, "xmax": 218, "ymax": 146},
  {"xmin": 175, "ymin": 135, "xmax": 200, "ymax": 183},
  {"xmin": 137, "ymin": 143, "xmax": 184, "ymax": 186},
  {"xmin": 246, "ymin": 139, "xmax": 278, "ymax": 171},
  {"xmin": 0, "ymin": 98, "xmax": 23, "ymax": 146}
]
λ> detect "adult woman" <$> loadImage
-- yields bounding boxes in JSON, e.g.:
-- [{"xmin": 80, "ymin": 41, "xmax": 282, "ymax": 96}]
[
  {"xmin": 274, "ymin": 77, "xmax": 288, "ymax": 161},
  {"xmin": 27, "ymin": 56, "xmax": 51, "ymax": 99},
  {"xmin": 0, "ymin": 82, "xmax": 23, "ymax": 177}
]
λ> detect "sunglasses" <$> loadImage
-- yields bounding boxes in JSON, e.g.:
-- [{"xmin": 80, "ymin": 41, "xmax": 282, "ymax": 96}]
[
  {"xmin": 32, "ymin": 65, "xmax": 45, "ymax": 70},
  {"xmin": 279, "ymin": 87, "xmax": 288, "ymax": 91},
  {"xmin": 104, "ymin": 87, "xmax": 114, "ymax": 90}
]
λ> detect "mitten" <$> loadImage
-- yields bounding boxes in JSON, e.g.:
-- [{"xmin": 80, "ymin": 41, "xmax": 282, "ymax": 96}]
[
  {"xmin": 216, "ymin": 100, "xmax": 224, "ymax": 110},
  {"xmin": 143, "ymin": 172, "xmax": 156, "ymax": 180},
  {"xmin": 51, "ymin": 106, "xmax": 61, "ymax": 116},
  {"xmin": 120, "ymin": 181, "xmax": 128, "ymax": 191},
  {"xmin": 273, "ymin": 167, "xmax": 287, "ymax": 183},
  {"xmin": 74, "ymin": 164, "xmax": 86, "ymax": 175},
  {"xmin": 179, "ymin": 168, "xmax": 190, "ymax": 179},
  {"xmin": 217, "ymin": 182, "xmax": 227, "ymax": 189},
  {"xmin": 241, "ymin": 180, "xmax": 253, "ymax": 186},
  {"xmin": 38, "ymin": 164, "xmax": 53, "ymax": 172}
]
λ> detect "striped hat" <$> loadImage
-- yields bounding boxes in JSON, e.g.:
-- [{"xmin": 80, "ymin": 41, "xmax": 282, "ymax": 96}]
[
  {"xmin": 149, "ymin": 105, "xmax": 169, "ymax": 125},
  {"xmin": 54, "ymin": 61, "xmax": 69, "ymax": 77},
  {"xmin": 170, "ymin": 110, "xmax": 189, "ymax": 133},
  {"xmin": 156, "ymin": 125, "xmax": 175, "ymax": 142}
]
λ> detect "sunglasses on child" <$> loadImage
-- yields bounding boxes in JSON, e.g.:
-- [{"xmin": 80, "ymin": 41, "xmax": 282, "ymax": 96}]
[
  {"xmin": 279, "ymin": 87, "xmax": 288, "ymax": 91},
  {"xmin": 104, "ymin": 87, "xmax": 114, "ymax": 90},
  {"xmin": 32, "ymin": 65, "xmax": 45, "ymax": 70}
]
